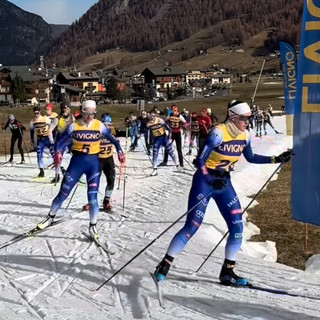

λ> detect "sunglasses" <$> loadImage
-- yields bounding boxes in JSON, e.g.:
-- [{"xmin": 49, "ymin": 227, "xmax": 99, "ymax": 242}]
[
  {"xmin": 237, "ymin": 115, "xmax": 250, "ymax": 121},
  {"xmin": 34, "ymin": 112, "xmax": 40, "ymax": 114},
  {"xmin": 230, "ymin": 110, "xmax": 250, "ymax": 122},
  {"xmin": 83, "ymin": 111, "xmax": 96, "ymax": 117}
]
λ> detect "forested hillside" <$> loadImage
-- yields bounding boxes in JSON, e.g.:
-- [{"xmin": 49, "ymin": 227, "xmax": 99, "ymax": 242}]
[{"xmin": 43, "ymin": 0, "xmax": 303, "ymax": 67}]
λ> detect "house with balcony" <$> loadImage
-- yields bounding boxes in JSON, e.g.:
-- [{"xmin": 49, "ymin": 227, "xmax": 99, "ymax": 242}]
[
  {"xmin": 57, "ymin": 71, "xmax": 100, "ymax": 94},
  {"xmin": 141, "ymin": 66, "xmax": 186, "ymax": 99},
  {"xmin": 210, "ymin": 73, "xmax": 232, "ymax": 85},
  {"xmin": 186, "ymin": 70, "xmax": 206, "ymax": 84}
]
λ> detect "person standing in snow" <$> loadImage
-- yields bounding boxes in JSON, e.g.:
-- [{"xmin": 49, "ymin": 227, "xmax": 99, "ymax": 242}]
[
  {"xmin": 3, "ymin": 114, "xmax": 26, "ymax": 163},
  {"xmin": 153, "ymin": 100, "xmax": 292, "ymax": 286},
  {"xmin": 146, "ymin": 109, "xmax": 181, "ymax": 176},
  {"xmin": 36, "ymin": 100, "xmax": 125, "ymax": 239}
]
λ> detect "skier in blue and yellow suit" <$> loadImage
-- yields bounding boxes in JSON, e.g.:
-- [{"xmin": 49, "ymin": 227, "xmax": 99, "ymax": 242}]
[
  {"xmin": 146, "ymin": 109, "xmax": 181, "ymax": 176},
  {"xmin": 154, "ymin": 100, "xmax": 292, "ymax": 286},
  {"xmin": 37, "ymin": 100, "xmax": 125, "ymax": 239}
]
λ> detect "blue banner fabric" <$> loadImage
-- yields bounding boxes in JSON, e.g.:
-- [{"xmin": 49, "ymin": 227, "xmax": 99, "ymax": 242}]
[{"xmin": 292, "ymin": 0, "xmax": 320, "ymax": 226}]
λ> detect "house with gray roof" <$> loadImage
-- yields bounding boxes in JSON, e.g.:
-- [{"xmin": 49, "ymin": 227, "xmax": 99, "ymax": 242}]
[{"xmin": 141, "ymin": 66, "xmax": 186, "ymax": 99}]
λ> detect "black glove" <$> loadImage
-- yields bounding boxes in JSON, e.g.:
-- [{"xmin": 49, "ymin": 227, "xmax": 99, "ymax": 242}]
[
  {"xmin": 275, "ymin": 150, "xmax": 292, "ymax": 163},
  {"xmin": 203, "ymin": 174, "xmax": 227, "ymax": 190}
]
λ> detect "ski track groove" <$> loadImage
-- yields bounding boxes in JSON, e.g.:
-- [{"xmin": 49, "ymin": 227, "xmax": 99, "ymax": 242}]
[
  {"xmin": 97, "ymin": 243, "xmax": 127, "ymax": 318},
  {"xmin": 53, "ymin": 240, "xmax": 97, "ymax": 298},
  {"xmin": 25, "ymin": 240, "xmax": 94, "ymax": 303},
  {"xmin": 45, "ymin": 239, "xmax": 62, "ymax": 292},
  {"xmin": 0, "ymin": 267, "xmax": 44, "ymax": 320}
]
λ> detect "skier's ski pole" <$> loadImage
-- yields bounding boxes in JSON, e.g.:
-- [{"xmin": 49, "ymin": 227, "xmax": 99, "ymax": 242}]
[
  {"xmin": 122, "ymin": 165, "xmax": 126, "ymax": 211},
  {"xmin": 117, "ymin": 162, "xmax": 124, "ymax": 190},
  {"xmin": 20, "ymin": 128, "xmax": 31, "ymax": 163},
  {"xmin": 182, "ymin": 155, "xmax": 196, "ymax": 171},
  {"xmin": 252, "ymin": 59, "xmax": 265, "ymax": 102},
  {"xmin": 141, "ymin": 138, "xmax": 153, "ymax": 165},
  {"xmin": 2, "ymin": 128, "xmax": 7, "ymax": 162},
  {"xmin": 195, "ymin": 161, "xmax": 284, "ymax": 273},
  {"xmin": 94, "ymin": 189, "xmax": 215, "ymax": 291},
  {"xmin": 65, "ymin": 183, "xmax": 78, "ymax": 210}
]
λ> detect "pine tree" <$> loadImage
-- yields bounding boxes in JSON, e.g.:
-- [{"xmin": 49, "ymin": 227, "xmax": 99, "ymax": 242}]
[
  {"xmin": 12, "ymin": 75, "xmax": 26, "ymax": 103},
  {"xmin": 106, "ymin": 78, "xmax": 120, "ymax": 102}
]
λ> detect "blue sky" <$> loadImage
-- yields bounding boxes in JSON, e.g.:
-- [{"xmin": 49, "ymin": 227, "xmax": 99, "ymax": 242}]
[{"xmin": 8, "ymin": 0, "xmax": 98, "ymax": 24}]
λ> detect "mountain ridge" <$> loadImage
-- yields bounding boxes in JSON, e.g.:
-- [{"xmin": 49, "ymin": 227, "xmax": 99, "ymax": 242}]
[{"xmin": 0, "ymin": 0, "xmax": 53, "ymax": 65}]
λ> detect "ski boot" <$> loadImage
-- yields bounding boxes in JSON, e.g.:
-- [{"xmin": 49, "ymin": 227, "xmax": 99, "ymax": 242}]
[
  {"xmin": 37, "ymin": 214, "xmax": 55, "ymax": 230},
  {"xmin": 158, "ymin": 161, "xmax": 167, "ymax": 167},
  {"xmin": 38, "ymin": 168, "xmax": 45, "ymax": 177},
  {"xmin": 176, "ymin": 165, "xmax": 183, "ymax": 172},
  {"xmin": 8, "ymin": 157, "xmax": 13, "ymax": 163},
  {"xmin": 219, "ymin": 259, "xmax": 248, "ymax": 286},
  {"xmin": 154, "ymin": 254, "xmax": 174, "ymax": 282},
  {"xmin": 20, "ymin": 158, "xmax": 25, "ymax": 164},
  {"xmin": 150, "ymin": 168, "xmax": 158, "ymax": 176},
  {"xmin": 103, "ymin": 198, "xmax": 112, "ymax": 212},
  {"xmin": 89, "ymin": 222, "xmax": 99, "ymax": 240},
  {"xmin": 82, "ymin": 203, "xmax": 89, "ymax": 211},
  {"xmin": 50, "ymin": 174, "xmax": 60, "ymax": 184}
]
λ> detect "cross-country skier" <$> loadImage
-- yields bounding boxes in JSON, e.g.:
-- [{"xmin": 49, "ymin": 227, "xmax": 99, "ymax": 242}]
[
  {"xmin": 255, "ymin": 109, "xmax": 264, "ymax": 137},
  {"xmin": 3, "ymin": 114, "xmax": 26, "ymax": 163},
  {"xmin": 153, "ymin": 100, "xmax": 292, "ymax": 286},
  {"xmin": 186, "ymin": 112, "xmax": 200, "ymax": 155},
  {"xmin": 82, "ymin": 113, "xmax": 118, "ymax": 212},
  {"xmin": 132, "ymin": 110, "xmax": 151, "ymax": 155},
  {"xmin": 45, "ymin": 103, "xmax": 59, "ymax": 141},
  {"xmin": 37, "ymin": 100, "xmax": 125, "ymax": 239},
  {"xmin": 262, "ymin": 110, "xmax": 280, "ymax": 135},
  {"xmin": 146, "ymin": 109, "xmax": 181, "ymax": 176},
  {"xmin": 125, "ymin": 111, "xmax": 139, "ymax": 151},
  {"xmin": 30, "ymin": 106, "xmax": 55, "ymax": 177},
  {"xmin": 52, "ymin": 102, "xmax": 75, "ymax": 182},
  {"xmin": 159, "ymin": 105, "xmax": 187, "ymax": 167},
  {"xmin": 197, "ymin": 108, "xmax": 212, "ymax": 149}
]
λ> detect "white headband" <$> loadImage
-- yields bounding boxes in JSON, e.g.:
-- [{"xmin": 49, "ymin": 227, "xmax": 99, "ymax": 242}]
[
  {"xmin": 82, "ymin": 100, "xmax": 96, "ymax": 110},
  {"xmin": 228, "ymin": 102, "xmax": 251, "ymax": 117}
]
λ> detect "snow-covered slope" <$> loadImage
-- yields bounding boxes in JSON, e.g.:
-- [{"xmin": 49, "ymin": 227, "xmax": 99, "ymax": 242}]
[{"xmin": 0, "ymin": 116, "xmax": 319, "ymax": 320}]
